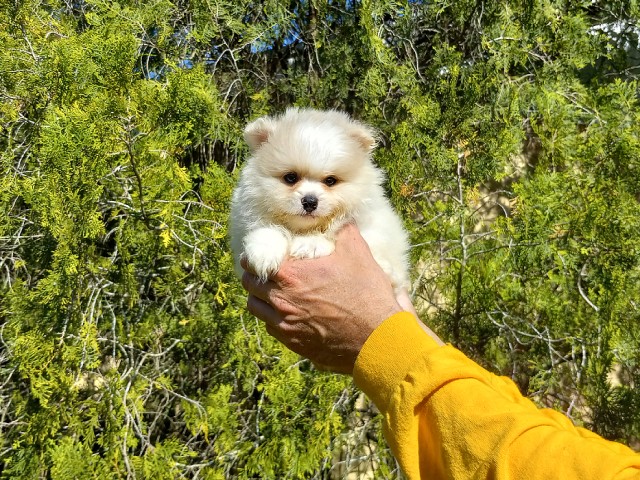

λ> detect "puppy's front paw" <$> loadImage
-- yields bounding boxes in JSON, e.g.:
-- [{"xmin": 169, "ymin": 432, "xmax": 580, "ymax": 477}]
[
  {"xmin": 290, "ymin": 235, "xmax": 335, "ymax": 259},
  {"xmin": 243, "ymin": 228, "xmax": 289, "ymax": 281}
]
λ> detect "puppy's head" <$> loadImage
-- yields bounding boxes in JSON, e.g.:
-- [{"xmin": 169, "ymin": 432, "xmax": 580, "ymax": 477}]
[{"xmin": 241, "ymin": 108, "xmax": 384, "ymax": 233}]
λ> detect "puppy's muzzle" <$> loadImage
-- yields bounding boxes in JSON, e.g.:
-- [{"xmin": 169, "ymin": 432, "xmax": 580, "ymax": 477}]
[{"xmin": 301, "ymin": 195, "xmax": 318, "ymax": 213}]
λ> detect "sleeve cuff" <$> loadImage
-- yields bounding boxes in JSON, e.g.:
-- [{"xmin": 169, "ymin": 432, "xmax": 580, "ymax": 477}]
[{"xmin": 352, "ymin": 311, "xmax": 443, "ymax": 411}]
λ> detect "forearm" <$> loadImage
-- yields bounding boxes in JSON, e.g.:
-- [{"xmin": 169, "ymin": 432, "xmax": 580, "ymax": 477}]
[{"xmin": 353, "ymin": 312, "xmax": 640, "ymax": 480}]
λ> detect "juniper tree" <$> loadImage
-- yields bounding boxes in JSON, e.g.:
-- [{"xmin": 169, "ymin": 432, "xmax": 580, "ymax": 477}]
[{"xmin": 1, "ymin": 0, "xmax": 639, "ymax": 478}]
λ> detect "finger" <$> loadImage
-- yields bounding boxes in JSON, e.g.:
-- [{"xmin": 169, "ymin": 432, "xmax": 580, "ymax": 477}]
[
  {"xmin": 246, "ymin": 295, "xmax": 291, "ymax": 347},
  {"xmin": 241, "ymin": 270, "xmax": 274, "ymax": 302},
  {"xmin": 240, "ymin": 256, "xmax": 255, "ymax": 275},
  {"xmin": 246, "ymin": 294, "xmax": 282, "ymax": 328}
]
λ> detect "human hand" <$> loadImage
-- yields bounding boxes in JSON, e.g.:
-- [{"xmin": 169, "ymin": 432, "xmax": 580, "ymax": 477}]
[{"xmin": 241, "ymin": 223, "xmax": 404, "ymax": 374}]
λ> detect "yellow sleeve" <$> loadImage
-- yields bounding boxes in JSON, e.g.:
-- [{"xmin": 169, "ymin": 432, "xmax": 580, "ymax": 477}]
[{"xmin": 353, "ymin": 311, "xmax": 640, "ymax": 480}]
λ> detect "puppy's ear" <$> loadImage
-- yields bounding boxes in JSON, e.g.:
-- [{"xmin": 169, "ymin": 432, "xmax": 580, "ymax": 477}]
[
  {"xmin": 244, "ymin": 117, "xmax": 276, "ymax": 152},
  {"xmin": 348, "ymin": 122, "xmax": 378, "ymax": 153}
]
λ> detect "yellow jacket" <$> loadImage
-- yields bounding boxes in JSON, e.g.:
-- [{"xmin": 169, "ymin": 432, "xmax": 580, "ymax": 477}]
[{"xmin": 353, "ymin": 312, "xmax": 640, "ymax": 479}]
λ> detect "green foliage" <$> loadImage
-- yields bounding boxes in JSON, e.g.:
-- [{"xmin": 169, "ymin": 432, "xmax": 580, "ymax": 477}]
[{"xmin": 1, "ymin": 0, "xmax": 639, "ymax": 478}]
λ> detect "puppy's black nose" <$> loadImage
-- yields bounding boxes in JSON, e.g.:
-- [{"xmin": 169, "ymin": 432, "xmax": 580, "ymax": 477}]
[{"xmin": 301, "ymin": 195, "xmax": 318, "ymax": 212}]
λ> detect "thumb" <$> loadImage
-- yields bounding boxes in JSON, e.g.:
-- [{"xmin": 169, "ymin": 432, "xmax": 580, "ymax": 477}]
[
  {"xmin": 333, "ymin": 223, "xmax": 370, "ymax": 256},
  {"xmin": 396, "ymin": 289, "xmax": 419, "ymax": 317}
]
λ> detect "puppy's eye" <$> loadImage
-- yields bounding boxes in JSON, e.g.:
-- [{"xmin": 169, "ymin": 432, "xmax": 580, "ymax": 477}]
[
  {"xmin": 323, "ymin": 176, "xmax": 338, "ymax": 187},
  {"xmin": 283, "ymin": 172, "xmax": 299, "ymax": 185}
]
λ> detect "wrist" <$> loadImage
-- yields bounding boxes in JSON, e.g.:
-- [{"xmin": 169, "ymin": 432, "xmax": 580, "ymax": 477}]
[{"xmin": 353, "ymin": 312, "xmax": 443, "ymax": 410}]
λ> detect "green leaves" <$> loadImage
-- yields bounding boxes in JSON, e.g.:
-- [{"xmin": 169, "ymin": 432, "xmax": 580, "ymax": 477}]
[{"xmin": 1, "ymin": 0, "xmax": 640, "ymax": 477}]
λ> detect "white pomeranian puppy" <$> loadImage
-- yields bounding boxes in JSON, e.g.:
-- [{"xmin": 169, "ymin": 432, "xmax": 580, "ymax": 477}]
[{"xmin": 229, "ymin": 108, "xmax": 409, "ymax": 293}]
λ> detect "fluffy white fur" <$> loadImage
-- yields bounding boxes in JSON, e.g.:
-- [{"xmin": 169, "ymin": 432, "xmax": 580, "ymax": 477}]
[{"xmin": 230, "ymin": 108, "xmax": 409, "ymax": 293}]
